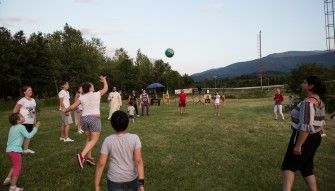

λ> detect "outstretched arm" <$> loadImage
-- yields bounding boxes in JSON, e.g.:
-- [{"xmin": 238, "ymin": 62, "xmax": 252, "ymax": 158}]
[{"xmin": 99, "ymin": 76, "xmax": 108, "ymax": 96}]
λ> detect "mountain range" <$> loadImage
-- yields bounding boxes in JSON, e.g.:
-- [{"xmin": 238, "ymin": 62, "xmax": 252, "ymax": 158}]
[{"xmin": 191, "ymin": 51, "xmax": 335, "ymax": 81}]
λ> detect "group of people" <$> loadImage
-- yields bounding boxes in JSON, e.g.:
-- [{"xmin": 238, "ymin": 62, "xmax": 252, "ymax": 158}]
[
  {"xmin": 3, "ymin": 75, "xmax": 329, "ymax": 191},
  {"xmin": 4, "ymin": 76, "xmax": 145, "ymax": 191},
  {"xmin": 177, "ymin": 89, "xmax": 225, "ymax": 116}
]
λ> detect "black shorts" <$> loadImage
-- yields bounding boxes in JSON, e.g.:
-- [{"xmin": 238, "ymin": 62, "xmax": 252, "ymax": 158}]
[
  {"xmin": 281, "ymin": 129, "xmax": 321, "ymax": 177},
  {"xmin": 23, "ymin": 124, "xmax": 34, "ymax": 133}
]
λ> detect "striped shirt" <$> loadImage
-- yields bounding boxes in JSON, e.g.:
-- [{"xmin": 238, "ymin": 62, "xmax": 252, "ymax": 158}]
[{"xmin": 290, "ymin": 100, "xmax": 325, "ymax": 134}]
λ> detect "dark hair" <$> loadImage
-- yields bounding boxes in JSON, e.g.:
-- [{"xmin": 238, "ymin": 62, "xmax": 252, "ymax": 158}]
[
  {"xmin": 21, "ymin": 86, "xmax": 31, "ymax": 96},
  {"xmin": 129, "ymin": 101, "xmax": 134, "ymax": 106},
  {"xmin": 9, "ymin": 112, "xmax": 21, "ymax": 125},
  {"xmin": 306, "ymin": 76, "xmax": 326, "ymax": 98},
  {"xmin": 110, "ymin": 110, "xmax": 129, "ymax": 132},
  {"xmin": 77, "ymin": 85, "xmax": 82, "ymax": 93},
  {"xmin": 82, "ymin": 82, "xmax": 92, "ymax": 94},
  {"xmin": 59, "ymin": 81, "xmax": 68, "ymax": 88}
]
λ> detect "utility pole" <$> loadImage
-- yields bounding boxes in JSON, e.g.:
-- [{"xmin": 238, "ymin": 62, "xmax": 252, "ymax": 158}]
[{"xmin": 258, "ymin": 31, "xmax": 263, "ymax": 89}]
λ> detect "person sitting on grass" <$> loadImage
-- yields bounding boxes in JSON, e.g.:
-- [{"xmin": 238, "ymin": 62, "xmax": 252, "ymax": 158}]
[
  {"xmin": 3, "ymin": 113, "xmax": 40, "ymax": 191},
  {"xmin": 95, "ymin": 111, "xmax": 144, "ymax": 191}
]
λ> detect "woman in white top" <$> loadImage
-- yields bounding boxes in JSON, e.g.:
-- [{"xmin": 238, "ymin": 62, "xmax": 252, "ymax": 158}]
[
  {"xmin": 12, "ymin": 86, "xmax": 37, "ymax": 154},
  {"xmin": 213, "ymin": 92, "xmax": 221, "ymax": 116},
  {"xmin": 64, "ymin": 76, "xmax": 108, "ymax": 169}
]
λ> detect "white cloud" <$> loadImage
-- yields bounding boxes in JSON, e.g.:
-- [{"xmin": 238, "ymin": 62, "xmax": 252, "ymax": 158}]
[
  {"xmin": 0, "ymin": 16, "xmax": 38, "ymax": 23},
  {"xmin": 202, "ymin": 3, "xmax": 224, "ymax": 12},
  {"xmin": 80, "ymin": 27, "xmax": 123, "ymax": 37}
]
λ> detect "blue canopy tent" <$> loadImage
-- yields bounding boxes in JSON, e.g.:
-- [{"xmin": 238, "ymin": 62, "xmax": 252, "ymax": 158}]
[{"xmin": 146, "ymin": 83, "xmax": 165, "ymax": 98}]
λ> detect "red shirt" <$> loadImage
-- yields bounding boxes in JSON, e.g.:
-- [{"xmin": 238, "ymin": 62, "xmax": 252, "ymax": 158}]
[
  {"xmin": 179, "ymin": 92, "xmax": 187, "ymax": 102},
  {"xmin": 274, "ymin": 93, "xmax": 284, "ymax": 105}
]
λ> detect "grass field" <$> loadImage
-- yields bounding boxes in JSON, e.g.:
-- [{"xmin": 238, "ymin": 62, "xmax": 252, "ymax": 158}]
[{"xmin": 1, "ymin": 98, "xmax": 334, "ymax": 191}]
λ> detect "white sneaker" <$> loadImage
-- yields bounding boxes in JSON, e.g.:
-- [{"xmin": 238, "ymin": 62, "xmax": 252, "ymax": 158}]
[
  {"xmin": 3, "ymin": 177, "xmax": 10, "ymax": 185},
  {"xmin": 137, "ymin": 115, "xmax": 140, "ymax": 117},
  {"xmin": 60, "ymin": 137, "xmax": 65, "ymax": 141},
  {"xmin": 321, "ymin": 133, "xmax": 327, "ymax": 137},
  {"xmin": 77, "ymin": 130, "xmax": 84, "ymax": 134},
  {"xmin": 63, "ymin": 137, "xmax": 74, "ymax": 142},
  {"xmin": 9, "ymin": 186, "xmax": 23, "ymax": 191},
  {"xmin": 23, "ymin": 149, "xmax": 35, "ymax": 154}
]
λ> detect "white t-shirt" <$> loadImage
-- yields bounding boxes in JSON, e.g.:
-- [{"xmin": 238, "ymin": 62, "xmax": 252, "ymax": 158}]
[
  {"xmin": 214, "ymin": 95, "xmax": 220, "ymax": 104},
  {"xmin": 58, "ymin": 90, "xmax": 70, "ymax": 110},
  {"xmin": 128, "ymin": 106, "xmax": 135, "ymax": 116},
  {"xmin": 17, "ymin": 97, "xmax": 36, "ymax": 124},
  {"xmin": 79, "ymin": 92, "xmax": 101, "ymax": 116},
  {"xmin": 100, "ymin": 133, "xmax": 141, "ymax": 182}
]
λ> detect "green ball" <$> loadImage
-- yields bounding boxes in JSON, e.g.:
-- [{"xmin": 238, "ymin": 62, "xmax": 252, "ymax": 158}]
[{"xmin": 165, "ymin": 48, "xmax": 174, "ymax": 58}]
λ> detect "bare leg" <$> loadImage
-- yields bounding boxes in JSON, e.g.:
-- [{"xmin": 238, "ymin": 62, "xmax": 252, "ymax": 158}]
[
  {"xmin": 23, "ymin": 138, "xmax": 30, "ymax": 150},
  {"xmin": 6, "ymin": 168, "xmax": 13, "ymax": 179},
  {"xmin": 81, "ymin": 132, "xmax": 100, "ymax": 158},
  {"xmin": 282, "ymin": 170, "xmax": 295, "ymax": 191},
  {"xmin": 303, "ymin": 175, "xmax": 317, "ymax": 191},
  {"xmin": 10, "ymin": 176, "xmax": 18, "ymax": 187},
  {"xmin": 60, "ymin": 124, "xmax": 65, "ymax": 138},
  {"xmin": 64, "ymin": 124, "xmax": 70, "ymax": 138}
]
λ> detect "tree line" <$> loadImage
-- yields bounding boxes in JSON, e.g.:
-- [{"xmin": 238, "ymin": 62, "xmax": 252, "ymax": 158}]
[
  {"xmin": 1, "ymin": 24, "xmax": 334, "ymax": 105},
  {"xmin": 0, "ymin": 24, "xmax": 194, "ymax": 99}
]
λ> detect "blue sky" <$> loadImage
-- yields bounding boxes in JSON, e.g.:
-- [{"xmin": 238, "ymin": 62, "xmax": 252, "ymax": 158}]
[{"xmin": 0, "ymin": 0, "xmax": 326, "ymax": 75}]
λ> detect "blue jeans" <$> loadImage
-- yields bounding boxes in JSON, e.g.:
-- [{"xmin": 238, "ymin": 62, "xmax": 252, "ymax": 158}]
[{"xmin": 107, "ymin": 178, "xmax": 139, "ymax": 191}]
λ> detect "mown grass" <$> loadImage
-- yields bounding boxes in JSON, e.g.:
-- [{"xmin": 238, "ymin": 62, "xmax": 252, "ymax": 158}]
[{"xmin": 0, "ymin": 98, "xmax": 334, "ymax": 191}]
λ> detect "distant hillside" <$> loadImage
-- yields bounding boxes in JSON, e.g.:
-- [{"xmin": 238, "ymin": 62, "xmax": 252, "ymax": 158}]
[{"xmin": 191, "ymin": 51, "xmax": 335, "ymax": 81}]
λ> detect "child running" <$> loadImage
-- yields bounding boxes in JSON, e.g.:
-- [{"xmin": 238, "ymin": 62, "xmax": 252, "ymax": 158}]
[
  {"xmin": 95, "ymin": 111, "xmax": 144, "ymax": 191},
  {"xmin": 3, "ymin": 113, "xmax": 40, "ymax": 191}
]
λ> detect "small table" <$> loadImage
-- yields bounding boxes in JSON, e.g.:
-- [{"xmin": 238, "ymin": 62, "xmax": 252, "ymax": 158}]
[{"xmin": 151, "ymin": 98, "xmax": 161, "ymax": 106}]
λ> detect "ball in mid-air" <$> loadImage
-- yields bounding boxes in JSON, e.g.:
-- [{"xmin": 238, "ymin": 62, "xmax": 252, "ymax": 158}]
[{"xmin": 165, "ymin": 48, "xmax": 174, "ymax": 58}]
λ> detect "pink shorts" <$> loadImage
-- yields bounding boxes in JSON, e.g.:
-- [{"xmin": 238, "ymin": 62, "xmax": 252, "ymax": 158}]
[{"xmin": 6, "ymin": 152, "xmax": 22, "ymax": 177}]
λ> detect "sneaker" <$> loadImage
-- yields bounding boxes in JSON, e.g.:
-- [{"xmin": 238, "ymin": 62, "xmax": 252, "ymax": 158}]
[
  {"xmin": 77, "ymin": 130, "xmax": 84, "ymax": 134},
  {"xmin": 63, "ymin": 137, "xmax": 74, "ymax": 142},
  {"xmin": 60, "ymin": 137, "xmax": 65, "ymax": 141},
  {"xmin": 3, "ymin": 177, "xmax": 10, "ymax": 185},
  {"xmin": 86, "ymin": 157, "xmax": 96, "ymax": 166},
  {"xmin": 321, "ymin": 133, "xmax": 327, "ymax": 137},
  {"xmin": 9, "ymin": 186, "xmax": 23, "ymax": 191},
  {"xmin": 137, "ymin": 115, "xmax": 140, "ymax": 117},
  {"xmin": 23, "ymin": 149, "xmax": 35, "ymax": 154},
  {"xmin": 77, "ymin": 153, "xmax": 84, "ymax": 169}
]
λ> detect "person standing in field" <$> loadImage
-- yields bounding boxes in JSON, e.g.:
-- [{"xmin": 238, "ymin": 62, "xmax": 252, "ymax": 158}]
[
  {"xmin": 273, "ymin": 88, "xmax": 285, "ymax": 120},
  {"xmin": 128, "ymin": 90, "xmax": 139, "ymax": 117},
  {"xmin": 74, "ymin": 86, "xmax": 84, "ymax": 134},
  {"xmin": 58, "ymin": 81, "xmax": 74, "ymax": 142},
  {"xmin": 178, "ymin": 89, "xmax": 187, "ymax": 114},
  {"xmin": 128, "ymin": 102, "xmax": 135, "ymax": 124},
  {"xmin": 281, "ymin": 76, "xmax": 326, "ymax": 191},
  {"xmin": 107, "ymin": 87, "xmax": 122, "ymax": 120},
  {"xmin": 3, "ymin": 113, "xmax": 40, "ymax": 191},
  {"xmin": 95, "ymin": 111, "xmax": 144, "ymax": 191},
  {"xmin": 140, "ymin": 90, "xmax": 150, "ymax": 116},
  {"xmin": 12, "ymin": 86, "xmax": 37, "ymax": 154},
  {"xmin": 63, "ymin": 76, "xmax": 108, "ymax": 169},
  {"xmin": 213, "ymin": 92, "xmax": 221, "ymax": 116}
]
